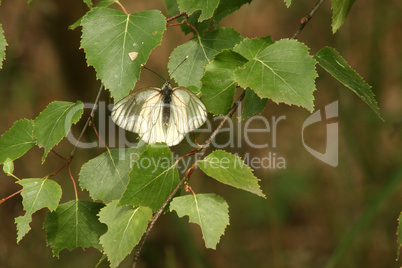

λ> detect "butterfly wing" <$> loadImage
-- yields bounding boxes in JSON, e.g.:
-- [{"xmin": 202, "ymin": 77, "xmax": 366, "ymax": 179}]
[
  {"xmin": 111, "ymin": 86, "xmax": 207, "ymax": 146},
  {"xmin": 165, "ymin": 87, "xmax": 207, "ymax": 146},
  {"xmin": 111, "ymin": 88, "xmax": 167, "ymax": 144}
]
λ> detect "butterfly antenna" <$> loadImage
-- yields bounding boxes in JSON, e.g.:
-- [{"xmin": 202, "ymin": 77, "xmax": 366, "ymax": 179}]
[
  {"xmin": 141, "ymin": 65, "xmax": 167, "ymax": 81},
  {"xmin": 169, "ymin": 56, "xmax": 188, "ymax": 77}
]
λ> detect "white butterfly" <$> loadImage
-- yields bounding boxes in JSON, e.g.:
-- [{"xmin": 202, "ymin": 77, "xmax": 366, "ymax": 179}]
[{"xmin": 111, "ymin": 81, "xmax": 207, "ymax": 146}]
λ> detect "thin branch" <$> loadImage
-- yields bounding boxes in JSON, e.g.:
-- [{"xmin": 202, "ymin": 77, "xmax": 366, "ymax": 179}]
[
  {"xmin": 199, "ymin": 90, "xmax": 246, "ymax": 157},
  {"xmin": 132, "ymin": 90, "xmax": 247, "ymax": 267},
  {"xmin": 51, "ymin": 149, "xmax": 68, "ymax": 160},
  {"xmin": 166, "ymin": 12, "xmax": 187, "ymax": 23},
  {"xmin": 70, "ymin": 84, "xmax": 104, "ymax": 158},
  {"xmin": 291, "ymin": 0, "xmax": 326, "ymax": 39},
  {"xmin": 0, "ymin": 189, "xmax": 23, "ymax": 205},
  {"xmin": 165, "ymin": 12, "xmax": 200, "ymax": 37}
]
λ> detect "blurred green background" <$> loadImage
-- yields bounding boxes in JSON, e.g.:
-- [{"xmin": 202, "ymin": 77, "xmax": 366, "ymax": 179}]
[{"xmin": 1, "ymin": 0, "xmax": 402, "ymax": 267}]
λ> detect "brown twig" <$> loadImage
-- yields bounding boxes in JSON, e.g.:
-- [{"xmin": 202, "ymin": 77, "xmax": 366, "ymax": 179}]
[
  {"xmin": 291, "ymin": 0, "xmax": 326, "ymax": 39},
  {"xmin": 0, "ymin": 189, "xmax": 23, "ymax": 205},
  {"xmin": 51, "ymin": 149, "xmax": 68, "ymax": 160},
  {"xmin": 132, "ymin": 90, "xmax": 246, "ymax": 267},
  {"xmin": 166, "ymin": 12, "xmax": 200, "ymax": 37},
  {"xmin": 166, "ymin": 12, "xmax": 187, "ymax": 23}
]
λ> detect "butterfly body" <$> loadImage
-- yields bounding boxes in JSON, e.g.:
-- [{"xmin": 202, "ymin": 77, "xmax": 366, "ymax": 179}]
[
  {"xmin": 112, "ymin": 81, "xmax": 207, "ymax": 146},
  {"xmin": 161, "ymin": 82, "xmax": 173, "ymax": 126}
]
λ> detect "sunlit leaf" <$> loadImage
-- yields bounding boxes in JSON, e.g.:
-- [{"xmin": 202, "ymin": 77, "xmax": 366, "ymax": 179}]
[
  {"xmin": 177, "ymin": 0, "xmax": 219, "ymax": 21},
  {"xmin": 315, "ymin": 47, "xmax": 382, "ymax": 120},
  {"xmin": 170, "ymin": 193, "xmax": 229, "ymax": 249},
  {"xmin": 198, "ymin": 150, "xmax": 265, "ymax": 197},
  {"xmin": 168, "ymin": 27, "xmax": 243, "ymax": 92},
  {"xmin": 0, "ymin": 119, "xmax": 36, "ymax": 164},
  {"xmin": 44, "ymin": 200, "xmax": 107, "ymax": 256},
  {"xmin": 234, "ymin": 38, "xmax": 317, "ymax": 111},
  {"xmin": 241, "ymin": 88, "xmax": 268, "ymax": 120},
  {"xmin": 0, "ymin": 23, "xmax": 7, "ymax": 69},
  {"xmin": 331, "ymin": 0, "xmax": 356, "ymax": 33},
  {"xmin": 81, "ymin": 8, "xmax": 166, "ymax": 101},
  {"xmin": 201, "ymin": 50, "xmax": 247, "ymax": 115},
  {"xmin": 34, "ymin": 101, "xmax": 83, "ymax": 162},
  {"xmin": 119, "ymin": 144, "xmax": 180, "ymax": 212},
  {"xmin": 99, "ymin": 201, "xmax": 152, "ymax": 268},
  {"xmin": 15, "ymin": 178, "xmax": 62, "ymax": 243},
  {"xmin": 79, "ymin": 146, "xmax": 146, "ymax": 203}
]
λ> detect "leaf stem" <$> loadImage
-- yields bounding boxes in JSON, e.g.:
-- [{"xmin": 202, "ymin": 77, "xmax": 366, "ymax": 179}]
[
  {"xmin": 116, "ymin": 1, "xmax": 128, "ymax": 15},
  {"xmin": 68, "ymin": 163, "xmax": 79, "ymax": 201},
  {"xmin": 291, "ymin": 0, "xmax": 326, "ymax": 39}
]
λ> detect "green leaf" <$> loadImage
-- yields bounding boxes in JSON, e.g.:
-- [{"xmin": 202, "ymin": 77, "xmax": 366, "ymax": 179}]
[
  {"xmin": 330, "ymin": 0, "xmax": 356, "ymax": 33},
  {"xmin": 315, "ymin": 47, "xmax": 382, "ymax": 120},
  {"xmin": 83, "ymin": 0, "xmax": 92, "ymax": 8},
  {"xmin": 201, "ymin": 50, "xmax": 247, "ymax": 115},
  {"xmin": 2, "ymin": 158, "xmax": 14, "ymax": 175},
  {"xmin": 96, "ymin": 0, "xmax": 118, "ymax": 7},
  {"xmin": 98, "ymin": 201, "xmax": 152, "ymax": 268},
  {"xmin": 0, "ymin": 23, "xmax": 7, "ymax": 69},
  {"xmin": 44, "ymin": 200, "xmax": 107, "ymax": 256},
  {"xmin": 79, "ymin": 146, "xmax": 146, "ymax": 203},
  {"xmin": 81, "ymin": 8, "xmax": 166, "ymax": 101},
  {"xmin": 241, "ymin": 87, "xmax": 268, "ymax": 120},
  {"xmin": 233, "ymin": 36, "xmax": 273, "ymax": 60},
  {"xmin": 164, "ymin": 0, "xmax": 180, "ymax": 16},
  {"xmin": 170, "ymin": 193, "xmax": 229, "ymax": 249},
  {"xmin": 119, "ymin": 144, "xmax": 180, "ymax": 212},
  {"xmin": 178, "ymin": 0, "xmax": 219, "ymax": 21},
  {"xmin": 34, "ymin": 101, "xmax": 83, "ymax": 162},
  {"xmin": 397, "ymin": 211, "xmax": 402, "ymax": 261},
  {"xmin": 212, "ymin": 0, "xmax": 252, "ymax": 26},
  {"xmin": 0, "ymin": 119, "xmax": 36, "ymax": 164},
  {"xmin": 168, "ymin": 27, "xmax": 243, "ymax": 91},
  {"xmin": 198, "ymin": 150, "xmax": 265, "ymax": 197},
  {"xmin": 234, "ymin": 38, "xmax": 317, "ymax": 112},
  {"xmin": 15, "ymin": 178, "xmax": 62, "ymax": 243},
  {"xmin": 284, "ymin": 0, "xmax": 292, "ymax": 7},
  {"xmin": 69, "ymin": 0, "xmax": 119, "ymax": 30}
]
